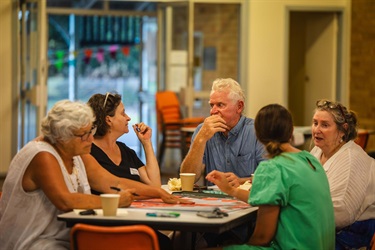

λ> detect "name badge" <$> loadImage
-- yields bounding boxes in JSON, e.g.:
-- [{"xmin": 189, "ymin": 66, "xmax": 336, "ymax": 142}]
[{"xmin": 130, "ymin": 168, "xmax": 140, "ymax": 176}]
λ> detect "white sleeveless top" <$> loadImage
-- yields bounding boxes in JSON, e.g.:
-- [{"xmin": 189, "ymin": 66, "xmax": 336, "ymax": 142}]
[{"xmin": 0, "ymin": 141, "xmax": 91, "ymax": 250}]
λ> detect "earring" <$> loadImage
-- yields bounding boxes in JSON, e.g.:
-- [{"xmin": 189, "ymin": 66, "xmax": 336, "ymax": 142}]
[{"xmin": 340, "ymin": 138, "xmax": 343, "ymax": 143}]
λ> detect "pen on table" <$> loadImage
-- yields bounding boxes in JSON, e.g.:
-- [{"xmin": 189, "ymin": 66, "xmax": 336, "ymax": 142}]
[
  {"xmin": 110, "ymin": 186, "xmax": 139, "ymax": 196},
  {"xmin": 146, "ymin": 212, "xmax": 180, "ymax": 218}
]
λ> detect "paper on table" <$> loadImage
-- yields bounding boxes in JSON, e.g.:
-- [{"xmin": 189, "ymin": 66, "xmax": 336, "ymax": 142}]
[
  {"xmin": 238, "ymin": 181, "xmax": 252, "ymax": 191},
  {"xmin": 208, "ymin": 185, "xmax": 220, "ymax": 191}
]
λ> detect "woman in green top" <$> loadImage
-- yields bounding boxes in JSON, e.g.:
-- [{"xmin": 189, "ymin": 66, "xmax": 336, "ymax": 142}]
[{"xmin": 206, "ymin": 104, "xmax": 335, "ymax": 250}]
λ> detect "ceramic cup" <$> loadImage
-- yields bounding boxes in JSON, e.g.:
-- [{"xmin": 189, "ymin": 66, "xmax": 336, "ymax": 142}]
[
  {"xmin": 100, "ymin": 194, "xmax": 120, "ymax": 216},
  {"xmin": 180, "ymin": 173, "xmax": 196, "ymax": 191}
]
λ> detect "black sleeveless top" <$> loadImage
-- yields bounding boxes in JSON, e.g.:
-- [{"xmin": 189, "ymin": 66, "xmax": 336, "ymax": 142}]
[{"xmin": 90, "ymin": 142, "xmax": 144, "ymax": 195}]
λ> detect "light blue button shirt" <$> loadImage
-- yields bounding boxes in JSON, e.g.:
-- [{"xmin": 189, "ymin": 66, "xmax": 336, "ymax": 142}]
[{"xmin": 191, "ymin": 116, "xmax": 266, "ymax": 180}]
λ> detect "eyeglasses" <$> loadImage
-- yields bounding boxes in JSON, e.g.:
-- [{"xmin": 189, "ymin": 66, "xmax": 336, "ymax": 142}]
[
  {"xmin": 316, "ymin": 100, "xmax": 347, "ymax": 123},
  {"xmin": 74, "ymin": 126, "xmax": 97, "ymax": 141},
  {"xmin": 103, "ymin": 92, "xmax": 115, "ymax": 108}
]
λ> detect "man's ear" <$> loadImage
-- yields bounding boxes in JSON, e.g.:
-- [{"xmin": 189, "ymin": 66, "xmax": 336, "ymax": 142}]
[{"xmin": 237, "ymin": 100, "xmax": 244, "ymax": 113}]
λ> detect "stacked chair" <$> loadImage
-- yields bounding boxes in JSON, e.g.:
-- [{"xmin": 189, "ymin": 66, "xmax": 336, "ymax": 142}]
[{"xmin": 155, "ymin": 91, "xmax": 204, "ymax": 166}]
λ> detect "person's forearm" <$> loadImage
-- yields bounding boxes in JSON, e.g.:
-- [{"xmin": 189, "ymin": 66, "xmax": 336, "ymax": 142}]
[
  {"xmin": 238, "ymin": 177, "xmax": 252, "ymax": 184},
  {"xmin": 57, "ymin": 193, "xmax": 104, "ymax": 211},
  {"xmin": 142, "ymin": 140, "xmax": 161, "ymax": 186},
  {"xmin": 228, "ymin": 188, "xmax": 250, "ymax": 203},
  {"xmin": 116, "ymin": 178, "xmax": 163, "ymax": 199},
  {"xmin": 180, "ymin": 136, "xmax": 207, "ymax": 180}
]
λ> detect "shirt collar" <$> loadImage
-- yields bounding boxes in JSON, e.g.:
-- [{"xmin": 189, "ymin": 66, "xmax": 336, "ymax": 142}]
[{"xmin": 228, "ymin": 115, "xmax": 245, "ymax": 136}]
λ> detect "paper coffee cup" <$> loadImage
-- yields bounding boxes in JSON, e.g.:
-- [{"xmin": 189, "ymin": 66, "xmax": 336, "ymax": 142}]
[
  {"xmin": 100, "ymin": 194, "xmax": 120, "ymax": 216},
  {"xmin": 180, "ymin": 173, "xmax": 196, "ymax": 191}
]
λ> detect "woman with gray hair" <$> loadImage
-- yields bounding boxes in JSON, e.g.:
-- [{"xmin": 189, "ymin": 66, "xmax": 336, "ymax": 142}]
[
  {"xmin": 0, "ymin": 100, "xmax": 183, "ymax": 250},
  {"xmin": 310, "ymin": 99, "xmax": 375, "ymax": 249}
]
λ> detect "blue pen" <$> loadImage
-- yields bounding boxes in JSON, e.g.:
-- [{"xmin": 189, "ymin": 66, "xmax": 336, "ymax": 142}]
[{"xmin": 146, "ymin": 212, "xmax": 180, "ymax": 218}]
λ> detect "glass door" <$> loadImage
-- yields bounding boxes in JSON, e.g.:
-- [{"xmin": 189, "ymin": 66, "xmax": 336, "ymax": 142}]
[
  {"xmin": 157, "ymin": 1, "xmax": 241, "ymax": 118},
  {"xmin": 46, "ymin": 5, "xmax": 158, "ymax": 158},
  {"xmin": 19, "ymin": 0, "xmax": 48, "ymax": 147}
]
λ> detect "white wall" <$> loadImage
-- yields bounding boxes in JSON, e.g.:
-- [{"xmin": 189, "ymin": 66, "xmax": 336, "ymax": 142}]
[{"xmin": 244, "ymin": 0, "xmax": 351, "ymax": 117}]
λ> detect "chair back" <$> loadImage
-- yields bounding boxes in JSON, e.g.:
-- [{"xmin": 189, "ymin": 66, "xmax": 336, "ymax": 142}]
[
  {"xmin": 155, "ymin": 91, "xmax": 182, "ymax": 130},
  {"xmin": 70, "ymin": 223, "xmax": 160, "ymax": 250},
  {"xmin": 155, "ymin": 91, "xmax": 205, "ymax": 164},
  {"xmin": 354, "ymin": 130, "xmax": 369, "ymax": 150}
]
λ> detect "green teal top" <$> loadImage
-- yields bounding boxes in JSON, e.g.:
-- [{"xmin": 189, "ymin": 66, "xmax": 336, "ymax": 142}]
[{"xmin": 225, "ymin": 151, "xmax": 335, "ymax": 250}]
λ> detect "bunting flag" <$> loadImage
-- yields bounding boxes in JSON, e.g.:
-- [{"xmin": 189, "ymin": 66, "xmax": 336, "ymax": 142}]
[
  {"xmin": 55, "ymin": 50, "xmax": 65, "ymax": 71},
  {"xmin": 121, "ymin": 46, "xmax": 130, "ymax": 56},
  {"xmin": 109, "ymin": 45, "xmax": 118, "ymax": 59},
  {"xmin": 84, "ymin": 49, "xmax": 93, "ymax": 64},
  {"xmin": 96, "ymin": 48, "xmax": 105, "ymax": 63},
  {"xmin": 48, "ymin": 44, "xmax": 136, "ymax": 68}
]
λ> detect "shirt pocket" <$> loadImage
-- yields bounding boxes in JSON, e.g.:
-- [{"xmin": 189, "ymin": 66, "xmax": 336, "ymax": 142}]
[{"xmin": 235, "ymin": 152, "xmax": 254, "ymax": 177}]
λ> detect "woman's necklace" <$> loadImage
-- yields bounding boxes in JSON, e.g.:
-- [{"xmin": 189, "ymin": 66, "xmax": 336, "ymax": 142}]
[
  {"xmin": 321, "ymin": 141, "xmax": 344, "ymax": 165},
  {"xmin": 62, "ymin": 158, "xmax": 83, "ymax": 193}
]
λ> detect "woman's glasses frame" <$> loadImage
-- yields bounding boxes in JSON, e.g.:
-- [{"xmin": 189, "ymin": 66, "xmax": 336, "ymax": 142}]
[{"xmin": 74, "ymin": 125, "xmax": 97, "ymax": 141}]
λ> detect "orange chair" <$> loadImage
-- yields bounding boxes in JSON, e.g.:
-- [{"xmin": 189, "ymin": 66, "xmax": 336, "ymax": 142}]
[
  {"xmin": 70, "ymin": 223, "xmax": 160, "ymax": 250},
  {"xmin": 354, "ymin": 130, "xmax": 369, "ymax": 150},
  {"xmin": 155, "ymin": 91, "xmax": 204, "ymax": 165},
  {"xmin": 371, "ymin": 232, "xmax": 375, "ymax": 250}
]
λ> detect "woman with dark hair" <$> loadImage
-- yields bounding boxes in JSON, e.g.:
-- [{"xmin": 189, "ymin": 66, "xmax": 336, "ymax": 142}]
[
  {"xmin": 311, "ymin": 99, "xmax": 375, "ymax": 249},
  {"xmin": 83, "ymin": 93, "xmax": 174, "ymax": 250},
  {"xmin": 86, "ymin": 92, "xmax": 161, "ymax": 193},
  {"xmin": 206, "ymin": 104, "xmax": 335, "ymax": 249}
]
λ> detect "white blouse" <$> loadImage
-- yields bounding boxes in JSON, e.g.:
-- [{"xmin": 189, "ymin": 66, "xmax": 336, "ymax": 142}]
[{"xmin": 311, "ymin": 140, "xmax": 375, "ymax": 229}]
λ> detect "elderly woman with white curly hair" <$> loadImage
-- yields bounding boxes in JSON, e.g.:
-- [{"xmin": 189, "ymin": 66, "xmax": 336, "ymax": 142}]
[{"xmin": 0, "ymin": 100, "xmax": 183, "ymax": 250}]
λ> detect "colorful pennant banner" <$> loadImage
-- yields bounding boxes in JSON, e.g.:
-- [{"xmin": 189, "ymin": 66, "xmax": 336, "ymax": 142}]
[{"xmin": 48, "ymin": 45, "xmax": 139, "ymax": 72}]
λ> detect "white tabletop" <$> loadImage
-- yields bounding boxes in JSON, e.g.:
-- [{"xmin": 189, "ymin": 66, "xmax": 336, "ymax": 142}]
[{"xmin": 58, "ymin": 206, "xmax": 258, "ymax": 233}]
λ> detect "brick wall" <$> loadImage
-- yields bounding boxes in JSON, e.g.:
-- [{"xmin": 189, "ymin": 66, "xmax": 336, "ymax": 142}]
[
  {"xmin": 195, "ymin": 4, "xmax": 239, "ymax": 90},
  {"xmin": 350, "ymin": 0, "xmax": 375, "ymax": 151}
]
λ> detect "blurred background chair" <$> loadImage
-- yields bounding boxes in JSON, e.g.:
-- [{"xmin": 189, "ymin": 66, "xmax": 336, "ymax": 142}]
[
  {"xmin": 70, "ymin": 223, "xmax": 159, "ymax": 250},
  {"xmin": 180, "ymin": 126, "xmax": 196, "ymax": 160},
  {"xmin": 354, "ymin": 129, "xmax": 370, "ymax": 150},
  {"xmin": 155, "ymin": 91, "xmax": 204, "ymax": 167}
]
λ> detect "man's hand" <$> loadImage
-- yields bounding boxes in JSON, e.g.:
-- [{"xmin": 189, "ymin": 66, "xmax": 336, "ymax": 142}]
[
  {"xmin": 224, "ymin": 172, "xmax": 240, "ymax": 188},
  {"xmin": 197, "ymin": 115, "xmax": 229, "ymax": 140}
]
